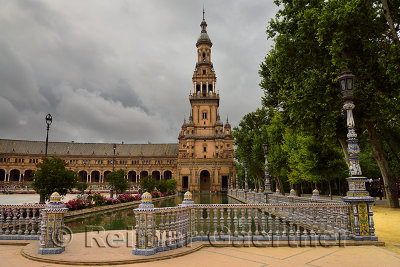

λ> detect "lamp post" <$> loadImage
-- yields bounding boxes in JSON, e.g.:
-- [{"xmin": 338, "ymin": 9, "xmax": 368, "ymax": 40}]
[
  {"xmin": 263, "ymin": 142, "xmax": 272, "ymax": 194},
  {"xmin": 244, "ymin": 161, "xmax": 248, "ymax": 190},
  {"xmin": 45, "ymin": 114, "xmax": 52, "ymax": 157},
  {"xmin": 110, "ymin": 144, "xmax": 116, "ymax": 198},
  {"xmin": 339, "ymin": 70, "xmax": 376, "ymax": 240}
]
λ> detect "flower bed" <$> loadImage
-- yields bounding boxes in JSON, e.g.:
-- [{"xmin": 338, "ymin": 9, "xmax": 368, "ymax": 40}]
[{"xmin": 64, "ymin": 190, "xmax": 173, "ymax": 211}]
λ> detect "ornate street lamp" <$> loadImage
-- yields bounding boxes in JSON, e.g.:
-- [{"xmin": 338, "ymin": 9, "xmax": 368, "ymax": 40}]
[
  {"xmin": 339, "ymin": 70, "xmax": 376, "ymax": 240},
  {"xmin": 263, "ymin": 142, "xmax": 272, "ymax": 194},
  {"xmin": 244, "ymin": 161, "xmax": 248, "ymax": 190},
  {"xmin": 45, "ymin": 114, "xmax": 52, "ymax": 157}
]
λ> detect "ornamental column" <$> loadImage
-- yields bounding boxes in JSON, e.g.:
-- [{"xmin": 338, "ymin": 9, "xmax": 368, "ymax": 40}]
[
  {"xmin": 132, "ymin": 192, "xmax": 157, "ymax": 255},
  {"xmin": 339, "ymin": 70, "xmax": 376, "ymax": 241}
]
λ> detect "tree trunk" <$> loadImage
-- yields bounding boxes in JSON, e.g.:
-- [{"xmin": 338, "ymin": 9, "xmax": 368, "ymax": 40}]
[
  {"xmin": 380, "ymin": 132, "xmax": 400, "ymax": 167},
  {"xmin": 338, "ymin": 137, "xmax": 350, "ymax": 168},
  {"xmin": 328, "ymin": 180, "xmax": 333, "ymax": 200},
  {"xmin": 366, "ymin": 122, "xmax": 399, "ymax": 208},
  {"xmin": 276, "ymin": 175, "xmax": 284, "ymax": 195},
  {"xmin": 381, "ymin": 0, "xmax": 399, "ymax": 44},
  {"xmin": 39, "ymin": 194, "xmax": 45, "ymax": 204}
]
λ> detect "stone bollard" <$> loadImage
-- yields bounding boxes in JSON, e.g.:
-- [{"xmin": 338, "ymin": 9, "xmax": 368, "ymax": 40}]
[
  {"xmin": 181, "ymin": 191, "xmax": 194, "ymax": 206},
  {"xmin": 38, "ymin": 192, "xmax": 68, "ymax": 254},
  {"xmin": 311, "ymin": 189, "xmax": 320, "ymax": 199},
  {"xmin": 289, "ymin": 189, "xmax": 297, "ymax": 196},
  {"xmin": 133, "ymin": 192, "xmax": 157, "ymax": 255}
]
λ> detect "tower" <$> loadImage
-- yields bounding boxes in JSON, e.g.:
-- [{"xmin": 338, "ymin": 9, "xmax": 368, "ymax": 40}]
[{"xmin": 177, "ymin": 12, "xmax": 235, "ymax": 192}]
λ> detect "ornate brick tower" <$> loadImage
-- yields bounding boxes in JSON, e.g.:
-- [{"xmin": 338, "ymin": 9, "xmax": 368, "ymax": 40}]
[{"xmin": 177, "ymin": 13, "xmax": 235, "ymax": 192}]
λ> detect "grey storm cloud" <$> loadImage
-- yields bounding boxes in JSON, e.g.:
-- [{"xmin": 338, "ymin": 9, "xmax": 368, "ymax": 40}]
[{"xmin": 0, "ymin": 0, "xmax": 278, "ymax": 144}]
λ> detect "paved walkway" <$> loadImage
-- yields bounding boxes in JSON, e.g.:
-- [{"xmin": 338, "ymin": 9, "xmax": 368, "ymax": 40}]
[{"xmin": 1, "ymin": 243, "xmax": 400, "ymax": 266}]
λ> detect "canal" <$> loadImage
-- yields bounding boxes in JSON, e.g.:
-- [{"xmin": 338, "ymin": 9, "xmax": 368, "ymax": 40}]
[{"xmin": 66, "ymin": 192, "xmax": 240, "ymax": 233}]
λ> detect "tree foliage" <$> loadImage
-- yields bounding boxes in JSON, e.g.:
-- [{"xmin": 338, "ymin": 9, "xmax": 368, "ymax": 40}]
[
  {"xmin": 140, "ymin": 176, "xmax": 157, "ymax": 193},
  {"xmin": 260, "ymin": 0, "xmax": 400, "ymax": 207},
  {"xmin": 107, "ymin": 169, "xmax": 128, "ymax": 194},
  {"xmin": 233, "ymin": 108, "xmax": 270, "ymax": 190},
  {"xmin": 32, "ymin": 157, "xmax": 78, "ymax": 202}
]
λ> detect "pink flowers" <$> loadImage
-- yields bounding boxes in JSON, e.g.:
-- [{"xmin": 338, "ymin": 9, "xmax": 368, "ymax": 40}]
[
  {"xmin": 65, "ymin": 199, "xmax": 94, "ymax": 211},
  {"xmin": 64, "ymin": 190, "xmax": 167, "ymax": 211},
  {"xmin": 117, "ymin": 194, "xmax": 141, "ymax": 202}
]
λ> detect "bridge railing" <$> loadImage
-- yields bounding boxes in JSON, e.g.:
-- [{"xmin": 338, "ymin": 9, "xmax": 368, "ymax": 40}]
[
  {"xmin": 228, "ymin": 189, "xmax": 342, "ymax": 204},
  {"xmin": 132, "ymin": 191, "xmax": 353, "ymax": 256},
  {"xmin": 0, "ymin": 204, "xmax": 46, "ymax": 240}
]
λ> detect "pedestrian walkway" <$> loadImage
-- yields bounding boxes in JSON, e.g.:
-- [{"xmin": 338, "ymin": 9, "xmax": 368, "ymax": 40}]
[{"xmin": 1, "ymin": 243, "xmax": 399, "ymax": 266}]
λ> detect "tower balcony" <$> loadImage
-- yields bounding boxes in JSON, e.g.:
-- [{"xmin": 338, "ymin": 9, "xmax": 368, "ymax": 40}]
[{"xmin": 189, "ymin": 92, "xmax": 219, "ymax": 100}]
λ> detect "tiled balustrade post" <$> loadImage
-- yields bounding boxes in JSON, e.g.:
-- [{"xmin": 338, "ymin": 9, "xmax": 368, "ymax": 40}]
[
  {"xmin": 38, "ymin": 192, "xmax": 68, "ymax": 254},
  {"xmin": 180, "ymin": 191, "xmax": 197, "ymax": 242},
  {"xmin": 133, "ymin": 192, "xmax": 157, "ymax": 255}
]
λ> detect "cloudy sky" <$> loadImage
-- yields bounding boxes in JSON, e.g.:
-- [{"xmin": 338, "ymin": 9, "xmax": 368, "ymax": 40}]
[{"xmin": 0, "ymin": 0, "xmax": 278, "ymax": 144}]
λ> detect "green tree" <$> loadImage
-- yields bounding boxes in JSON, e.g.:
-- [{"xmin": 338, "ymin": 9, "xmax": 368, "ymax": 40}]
[
  {"xmin": 260, "ymin": 0, "xmax": 400, "ymax": 207},
  {"xmin": 265, "ymin": 111, "xmax": 289, "ymax": 193},
  {"xmin": 233, "ymin": 108, "xmax": 270, "ymax": 189},
  {"xmin": 76, "ymin": 182, "xmax": 88, "ymax": 194},
  {"xmin": 107, "ymin": 169, "xmax": 128, "ymax": 194},
  {"xmin": 166, "ymin": 179, "xmax": 177, "ymax": 193},
  {"xmin": 32, "ymin": 157, "xmax": 78, "ymax": 203},
  {"xmin": 157, "ymin": 179, "xmax": 169, "ymax": 193},
  {"xmin": 140, "ymin": 176, "xmax": 156, "ymax": 193}
]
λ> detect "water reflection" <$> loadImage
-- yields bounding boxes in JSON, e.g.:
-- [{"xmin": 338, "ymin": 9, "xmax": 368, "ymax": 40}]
[{"xmin": 66, "ymin": 193, "xmax": 238, "ymax": 233}]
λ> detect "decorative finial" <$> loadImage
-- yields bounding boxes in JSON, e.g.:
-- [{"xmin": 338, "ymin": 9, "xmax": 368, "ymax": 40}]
[
  {"xmin": 226, "ymin": 115, "xmax": 229, "ymax": 123},
  {"xmin": 203, "ymin": 5, "xmax": 205, "ymax": 20}
]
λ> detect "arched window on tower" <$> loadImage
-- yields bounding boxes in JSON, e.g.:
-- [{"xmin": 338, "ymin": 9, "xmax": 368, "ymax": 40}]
[
  {"xmin": 208, "ymin": 84, "xmax": 213, "ymax": 95},
  {"xmin": 202, "ymin": 84, "xmax": 207, "ymax": 96},
  {"xmin": 196, "ymin": 84, "xmax": 201, "ymax": 95},
  {"xmin": 202, "ymin": 52, "xmax": 206, "ymax": 62}
]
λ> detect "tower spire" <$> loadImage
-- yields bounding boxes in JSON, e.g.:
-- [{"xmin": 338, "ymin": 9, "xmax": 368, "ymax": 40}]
[{"xmin": 203, "ymin": 6, "xmax": 205, "ymax": 20}]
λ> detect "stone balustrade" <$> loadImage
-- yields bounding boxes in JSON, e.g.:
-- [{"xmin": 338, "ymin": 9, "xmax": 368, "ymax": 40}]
[
  {"xmin": 0, "ymin": 204, "xmax": 46, "ymax": 240},
  {"xmin": 133, "ymin": 191, "xmax": 354, "ymax": 256},
  {"xmin": 228, "ymin": 188, "xmax": 342, "ymax": 205}
]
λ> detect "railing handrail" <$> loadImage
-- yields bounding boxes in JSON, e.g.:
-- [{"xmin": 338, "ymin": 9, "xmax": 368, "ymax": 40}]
[
  {"xmin": 187, "ymin": 202, "xmax": 351, "ymax": 209},
  {"xmin": 0, "ymin": 204, "xmax": 46, "ymax": 209}
]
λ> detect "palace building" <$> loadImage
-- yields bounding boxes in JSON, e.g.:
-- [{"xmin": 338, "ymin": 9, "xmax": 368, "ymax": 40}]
[{"xmin": 0, "ymin": 16, "xmax": 235, "ymax": 192}]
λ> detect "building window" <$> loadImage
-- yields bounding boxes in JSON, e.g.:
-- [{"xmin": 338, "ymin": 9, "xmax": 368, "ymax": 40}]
[
  {"xmin": 203, "ymin": 147, "xmax": 207, "ymax": 152},
  {"xmin": 203, "ymin": 69, "xmax": 206, "ymax": 74},
  {"xmin": 204, "ymin": 155, "xmax": 206, "ymax": 158},
  {"xmin": 202, "ymin": 112, "xmax": 207, "ymax": 119}
]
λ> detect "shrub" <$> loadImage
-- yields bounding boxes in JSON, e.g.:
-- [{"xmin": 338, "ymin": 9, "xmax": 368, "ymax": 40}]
[
  {"xmin": 105, "ymin": 197, "xmax": 121, "ymax": 205},
  {"xmin": 65, "ymin": 199, "xmax": 93, "ymax": 211},
  {"xmin": 88, "ymin": 193, "xmax": 107, "ymax": 205},
  {"xmin": 166, "ymin": 179, "xmax": 177, "ymax": 193},
  {"xmin": 140, "ymin": 176, "xmax": 156, "ymax": 193},
  {"xmin": 157, "ymin": 180, "xmax": 169, "ymax": 193}
]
